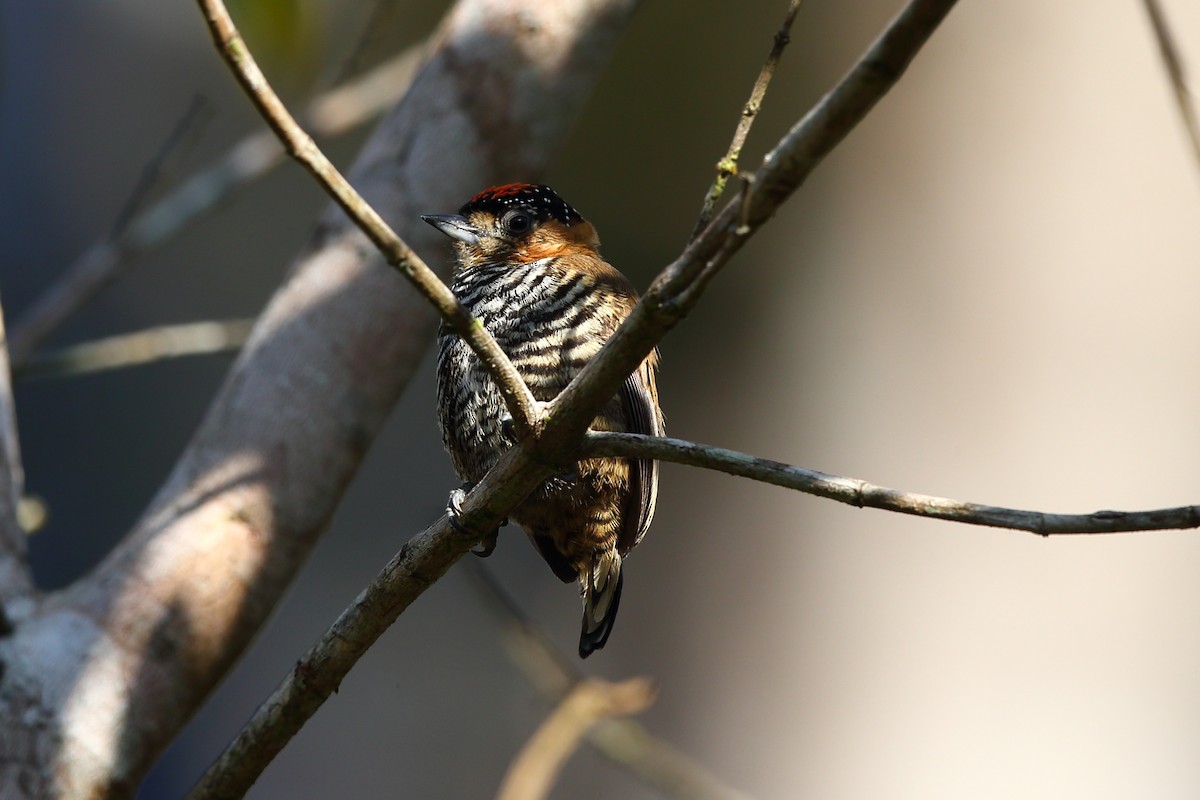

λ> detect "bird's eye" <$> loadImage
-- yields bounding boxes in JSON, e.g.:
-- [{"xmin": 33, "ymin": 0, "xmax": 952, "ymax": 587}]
[{"xmin": 505, "ymin": 212, "xmax": 532, "ymax": 234}]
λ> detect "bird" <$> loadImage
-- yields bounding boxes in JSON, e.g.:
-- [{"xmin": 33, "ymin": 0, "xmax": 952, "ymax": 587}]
[{"xmin": 423, "ymin": 183, "xmax": 662, "ymax": 658}]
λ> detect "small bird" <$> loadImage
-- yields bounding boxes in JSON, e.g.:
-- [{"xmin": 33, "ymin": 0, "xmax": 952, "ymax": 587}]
[{"xmin": 423, "ymin": 183, "xmax": 663, "ymax": 658}]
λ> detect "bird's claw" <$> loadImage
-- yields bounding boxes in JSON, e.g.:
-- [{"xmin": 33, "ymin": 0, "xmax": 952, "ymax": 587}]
[
  {"xmin": 472, "ymin": 530, "xmax": 499, "ymax": 558},
  {"xmin": 446, "ymin": 483, "xmax": 505, "ymax": 557},
  {"xmin": 446, "ymin": 485, "xmax": 471, "ymax": 534}
]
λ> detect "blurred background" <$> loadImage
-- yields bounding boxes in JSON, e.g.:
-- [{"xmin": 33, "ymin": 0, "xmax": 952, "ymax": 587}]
[{"xmin": 3, "ymin": 0, "xmax": 1200, "ymax": 797}]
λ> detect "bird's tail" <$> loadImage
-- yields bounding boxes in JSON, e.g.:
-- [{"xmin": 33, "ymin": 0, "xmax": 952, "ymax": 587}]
[{"xmin": 578, "ymin": 552, "xmax": 624, "ymax": 659}]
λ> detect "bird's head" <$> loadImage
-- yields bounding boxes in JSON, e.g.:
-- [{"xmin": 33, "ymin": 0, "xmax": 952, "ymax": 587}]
[{"xmin": 422, "ymin": 183, "xmax": 600, "ymax": 270}]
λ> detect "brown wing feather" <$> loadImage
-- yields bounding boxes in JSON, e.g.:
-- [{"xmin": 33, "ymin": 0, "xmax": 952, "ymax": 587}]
[
  {"xmin": 549, "ymin": 252, "xmax": 662, "ymax": 556},
  {"xmin": 618, "ymin": 354, "xmax": 661, "ymax": 555}
]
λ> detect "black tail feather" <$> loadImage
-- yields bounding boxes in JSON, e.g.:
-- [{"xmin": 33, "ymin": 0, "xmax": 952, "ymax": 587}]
[{"xmin": 578, "ymin": 570, "xmax": 624, "ymax": 658}]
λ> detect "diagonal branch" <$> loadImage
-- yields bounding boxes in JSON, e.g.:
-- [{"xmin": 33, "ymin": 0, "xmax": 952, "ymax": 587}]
[
  {"xmin": 185, "ymin": 444, "xmax": 556, "ymax": 800},
  {"xmin": 14, "ymin": 319, "xmax": 252, "ymax": 381},
  {"xmin": 185, "ymin": 1, "xmax": 962, "ymax": 795},
  {"xmin": 538, "ymin": 0, "xmax": 961, "ymax": 464},
  {"xmin": 1140, "ymin": 0, "xmax": 1200, "ymax": 173},
  {"xmin": 107, "ymin": 96, "xmax": 213, "ymax": 241},
  {"xmin": 0, "ymin": 291, "xmax": 31, "ymax": 603},
  {"xmin": 195, "ymin": 0, "xmax": 542, "ymax": 439},
  {"xmin": 495, "ymin": 676, "xmax": 657, "ymax": 800},
  {"xmin": 584, "ymin": 432, "xmax": 1200, "ymax": 536},
  {"xmin": 8, "ymin": 45, "xmax": 422, "ymax": 367},
  {"xmin": 467, "ymin": 562, "xmax": 757, "ymax": 800},
  {"xmin": 691, "ymin": 0, "xmax": 803, "ymax": 239},
  {"xmin": 31, "ymin": 2, "xmax": 642, "ymax": 797}
]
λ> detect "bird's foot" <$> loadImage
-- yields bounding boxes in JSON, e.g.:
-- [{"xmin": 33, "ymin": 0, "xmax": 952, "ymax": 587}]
[
  {"xmin": 472, "ymin": 529, "xmax": 499, "ymax": 558},
  {"xmin": 446, "ymin": 482, "xmax": 506, "ymax": 557}
]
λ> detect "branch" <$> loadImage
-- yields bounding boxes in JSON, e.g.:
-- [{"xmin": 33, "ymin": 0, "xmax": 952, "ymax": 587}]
[
  {"xmin": 8, "ymin": 45, "xmax": 422, "ymax": 366},
  {"xmin": 185, "ymin": 447, "xmax": 557, "ymax": 800},
  {"xmin": 186, "ymin": 1, "xmax": 960, "ymax": 794},
  {"xmin": 195, "ymin": 0, "xmax": 542, "ymax": 439},
  {"xmin": 107, "ymin": 96, "xmax": 213, "ymax": 240},
  {"xmin": 0, "ymin": 289, "xmax": 31, "ymax": 603},
  {"xmin": 537, "ymin": 0, "xmax": 961, "ymax": 465},
  {"xmin": 691, "ymin": 0, "xmax": 802, "ymax": 238},
  {"xmin": 467, "ymin": 562, "xmax": 757, "ymax": 800},
  {"xmin": 495, "ymin": 677, "xmax": 657, "ymax": 800},
  {"xmin": 14, "ymin": 320, "xmax": 252, "ymax": 381},
  {"xmin": 584, "ymin": 432, "xmax": 1200, "ymax": 535},
  {"xmin": 1141, "ymin": 0, "xmax": 1200, "ymax": 173},
  {"xmin": 27, "ymin": 1, "xmax": 641, "ymax": 796},
  {"xmin": 329, "ymin": 0, "xmax": 408, "ymax": 86}
]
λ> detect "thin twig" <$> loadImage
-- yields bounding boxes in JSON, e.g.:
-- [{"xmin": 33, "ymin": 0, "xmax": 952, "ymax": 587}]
[
  {"xmin": 584, "ymin": 432, "xmax": 1200, "ymax": 535},
  {"xmin": 307, "ymin": 39, "xmax": 422, "ymax": 132},
  {"xmin": 1141, "ymin": 0, "xmax": 1200, "ymax": 173},
  {"xmin": 187, "ymin": 1, "xmax": 961, "ymax": 795},
  {"xmin": 496, "ymin": 676, "xmax": 657, "ymax": 800},
  {"xmin": 109, "ymin": 96, "xmax": 213, "ymax": 239},
  {"xmin": 467, "ymin": 563, "xmax": 757, "ymax": 800},
  {"xmin": 691, "ymin": 0, "xmax": 803, "ymax": 240},
  {"xmin": 8, "ymin": 45, "xmax": 422, "ymax": 367},
  {"xmin": 537, "ymin": 0, "xmax": 961, "ymax": 467},
  {"xmin": 47, "ymin": 1, "xmax": 636, "ymax": 796},
  {"xmin": 185, "ymin": 444, "xmax": 557, "ymax": 800},
  {"xmin": 329, "ymin": 0, "xmax": 408, "ymax": 86},
  {"xmin": 0, "ymin": 289, "xmax": 32, "ymax": 602},
  {"xmin": 14, "ymin": 320, "xmax": 253, "ymax": 382},
  {"xmin": 466, "ymin": 563, "xmax": 577, "ymax": 697},
  {"xmin": 194, "ymin": 0, "xmax": 541, "ymax": 441}
]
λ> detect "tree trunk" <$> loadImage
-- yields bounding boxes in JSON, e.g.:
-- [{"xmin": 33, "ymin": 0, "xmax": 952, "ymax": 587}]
[{"xmin": 0, "ymin": 1, "xmax": 639, "ymax": 796}]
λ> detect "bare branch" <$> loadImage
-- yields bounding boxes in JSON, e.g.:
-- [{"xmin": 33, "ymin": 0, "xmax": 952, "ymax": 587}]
[
  {"xmin": 14, "ymin": 320, "xmax": 252, "ymax": 382},
  {"xmin": 329, "ymin": 0, "xmax": 411, "ymax": 86},
  {"xmin": 467, "ymin": 563, "xmax": 757, "ymax": 800},
  {"xmin": 496, "ymin": 676, "xmax": 657, "ymax": 800},
  {"xmin": 691, "ymin": 0, "xmax": 803, "ymax": 239},
  {"xmin": 8, "ymin": 46, "xmax": 422, "ymax": 366},
  {"xmin": 26, "ymin": 1, "xmax": 642, "ymax": 795},
  {"xmin": 1141, "ymin": 0, "xmax": 1200, "ymax": 172},
  {"xmin": 306, "ymin": 45, "xmax": 423, "ymax": 135},
  {"xmin": 184, "ymin": 2, "xmax": 960, "ymax": 793},
  {"xmin": 0, "ymin": 291, "xmax": 31, "ymax": 603},
  {"xmin": 108, "ymin": 96, "xmax": 213, "ymax": 240},
  {"xmin": 585, "ymin": 432, "xmax": 1200, "ymax": 536},
  {"xmin": 537, "ymin": 0, "xmax": 961, "ymax": 466},
  {"xmin": 185, "ymin": 447, "xmax": 556, "ymax": 800},
  {"xmin": 195, "ymin": 0, "xmax": 542, "ymax": 439}
]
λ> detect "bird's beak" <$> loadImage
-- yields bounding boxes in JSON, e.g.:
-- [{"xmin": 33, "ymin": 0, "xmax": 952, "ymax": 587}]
[{"xmin": 421, "ymin": 214, "xmax": 480, "ymax": 246}]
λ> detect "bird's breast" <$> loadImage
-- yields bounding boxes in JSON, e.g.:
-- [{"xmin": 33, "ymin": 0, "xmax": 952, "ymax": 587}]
[{"xmin": 436, "ymin": 260, "xmax": 601, "ymax": 478}]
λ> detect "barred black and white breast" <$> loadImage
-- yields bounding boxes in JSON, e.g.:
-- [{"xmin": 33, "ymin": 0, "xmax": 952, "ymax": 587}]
[{"xmin": 424, "ymin": 183, "xmax": 662, "ymax": 657}]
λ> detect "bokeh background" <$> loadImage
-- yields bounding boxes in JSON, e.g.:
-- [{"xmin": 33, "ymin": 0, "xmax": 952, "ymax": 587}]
[{"xmin": 3, "ymin": 0, "xmax": 1200, "ymax": 797}]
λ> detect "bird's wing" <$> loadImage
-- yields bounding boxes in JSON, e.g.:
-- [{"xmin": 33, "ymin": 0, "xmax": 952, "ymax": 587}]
[{"xmin": 618, "ymin": 354, "xmax": 661, "ymax": 553}]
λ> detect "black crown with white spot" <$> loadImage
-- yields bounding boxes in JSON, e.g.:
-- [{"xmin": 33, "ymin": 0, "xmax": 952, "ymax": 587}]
[{"xmin": 459, "ymin": 183, "xmax": 584, "ymax": 226}]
